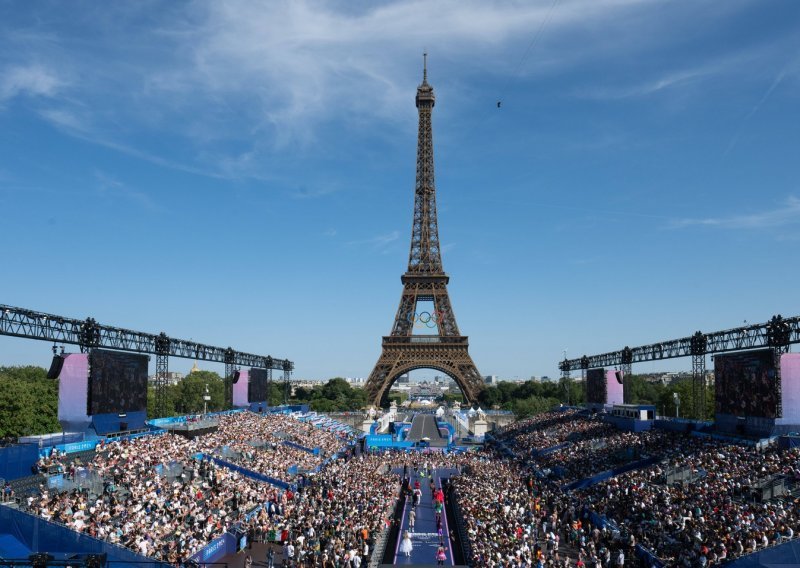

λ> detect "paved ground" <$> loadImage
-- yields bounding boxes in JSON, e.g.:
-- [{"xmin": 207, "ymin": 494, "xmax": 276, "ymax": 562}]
[
  {"xmin": 393, "ymin": 467, "xmax": 459, "ymax": 566},
  {"xmin": 406, "ymin": 415, "xmax": 448, "ymax": 447}
]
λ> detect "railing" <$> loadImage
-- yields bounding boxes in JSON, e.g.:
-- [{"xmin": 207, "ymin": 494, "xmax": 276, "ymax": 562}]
[
  {"xmin": 447, "ymin": 471, "xmax": 474, "ymax": 566},
  {"xmin": 368, "ymin": 474, "xmax": 403, "ymax": 568},
  {"xmin": 382, "ymin": 335, "xmax": 468, "ymax": 345}
]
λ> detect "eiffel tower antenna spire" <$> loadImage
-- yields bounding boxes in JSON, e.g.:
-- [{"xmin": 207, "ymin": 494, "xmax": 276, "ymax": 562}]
[{"xmin": 364, "ymin": 57, "xmax": 484, "ymax": 406}]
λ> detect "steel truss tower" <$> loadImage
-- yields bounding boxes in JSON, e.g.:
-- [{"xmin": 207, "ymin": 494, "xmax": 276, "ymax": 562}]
[{"xmin": 364, "ymin": 56, "xmax": 485, "ymax": 406}]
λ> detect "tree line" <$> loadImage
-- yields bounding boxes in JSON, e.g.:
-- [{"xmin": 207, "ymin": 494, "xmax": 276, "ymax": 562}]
[
  {"xmin": 477, "ymin": 375, "xmax": 714, "ymax": 420},
  {"xmin": 0, "ymin": 366, "xmax": 367, "ymax": 439},
  {"xmin": 0, "ymin": 365, "xmax": 715, "ymax": 439}
]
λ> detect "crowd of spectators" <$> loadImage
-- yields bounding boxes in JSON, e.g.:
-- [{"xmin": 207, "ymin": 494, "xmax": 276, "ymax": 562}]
[
  {"xmin": 577, "ymin": 437, "xmax": 800, "ymax": 566},
  {"xmin": 239, "ymin": 453, "xmax": 402, "ymax": 566},
  {"xmin": 28, "ymin": 432, "xmax": 267, "ymax": 562},
  {"xmin": 534, "ymin": 429, "xmax": 674, "ymax": 485},
  {"xmin": 196, "ymin": 413, "xmax": 351, "ymax": 480},
  {"xmin": 22, "ymin": 406, "xmax": 800, "ymax": 567},
  {"xmin": 449, "ymin": 448, "xmax": 635, "ymax": 568},
  {"xmin": 489, "ymin": 410, "xmax": 800, "ymax": 567},
  {"xmin": 25, "ymin": 412, "xmax": 355, "ymax": 564}
]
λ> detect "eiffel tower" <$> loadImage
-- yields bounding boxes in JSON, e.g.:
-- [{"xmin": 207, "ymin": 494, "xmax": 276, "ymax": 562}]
[{"xmin": 364, "ymin": 55, "xmax": 485, "ymax": 406}]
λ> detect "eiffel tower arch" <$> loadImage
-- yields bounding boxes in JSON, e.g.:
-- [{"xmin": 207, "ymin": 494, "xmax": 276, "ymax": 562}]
[{"xmin": 364, "ymin": 55, "xmax": 485, "ymax": 407}]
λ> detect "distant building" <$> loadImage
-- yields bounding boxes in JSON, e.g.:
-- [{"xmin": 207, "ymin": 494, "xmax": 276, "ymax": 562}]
[
  {"xmin": 396, "ymin": 373, "xmax": 410, "ymax": 385},
  {"xmin": 147, "ymin": 371, "xmax": 184, "ymax": 386},
  {"xmin": 484, "ymin": 375, "xmax": 499, "ymax": 385}
]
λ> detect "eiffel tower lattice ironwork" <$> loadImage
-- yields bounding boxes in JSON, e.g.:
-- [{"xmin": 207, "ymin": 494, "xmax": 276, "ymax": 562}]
[{"xmin": 364, "ymin": 55, "xmax": 485, "ymax": 406}]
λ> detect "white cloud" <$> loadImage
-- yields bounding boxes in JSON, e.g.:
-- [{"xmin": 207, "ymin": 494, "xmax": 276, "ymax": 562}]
[
  {"xmin": 0, "ymin": 0, "xmax": 780, "ymax": 177},
  {"xmin": 441, "ymin": 242, "xmax": 457, "ymax": 254},
  {"xmin": 347, "ymin": 230, "xmax": 400, "ymax": 252},
  {"xmin": 94, "ymin": 170, "xmax": 159, "ymax": 211},
  {"xmin": 0, "ymin": 64, "xmax": 63, "ymax": 102},
  {"xmin": 578, "ymin": 67, "xmax": 713, "ymax": 100},
  {"xmin": 38, "ymin": 108, "xmax": 85, "ymax": 131},
  {"xmin": 671, "ymin": 196, "xmax": 800, "ymax": 230},
  {"xmin": 142, "ymin": 0, "xmax": 678, "ymax": 139}
]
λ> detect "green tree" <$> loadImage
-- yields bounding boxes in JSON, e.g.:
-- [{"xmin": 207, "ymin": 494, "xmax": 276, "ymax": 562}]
[
  {"xmin": 0, "ymin": 366, "xmax": 61, "ymax": 438},
  {"xmin": 306, "ymin": 377, "xmax": 369, "ymax": 412},
  {"xmin": 510, "ymin": 396, "xmax": 562, "ymax": 419},
  {"xmin": 477, "ymin": 386, "xmax": 502, "ymax": 408},
  {"xmin": 173, "ymin": 370, "xmax": 225, "ymax": 414},
  {"xmin": 147, "ymin": 383, "xmax": 180, "ymax": 418}
]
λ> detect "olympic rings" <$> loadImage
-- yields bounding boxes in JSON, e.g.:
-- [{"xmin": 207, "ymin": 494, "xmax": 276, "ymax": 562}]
[{"xmin": 405, "ymin": 311, "xmax": 444, "ymax": 328}]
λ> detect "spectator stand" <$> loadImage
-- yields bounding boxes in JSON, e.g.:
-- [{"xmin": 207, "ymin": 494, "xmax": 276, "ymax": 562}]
[
  {"xmin": 561, "ymin": 456, "xmax": 663, "ymax": 492},
  {"xmin": 197, "ymin": 452, "xmax": 293, "ymax": 490},
  {"xmin": 532, "ymin": 441, "xmax": 570, "ymax": 458},
  {"xmin": 281, "ymin": 440, "xmax": 320, "ymax": 456},
  {"xmin": 586, "ymin": 510, "xmax": 666, "ymax": 568},
  {"xmin": 663, "ymin": 464, "xmax": 707, "ymax": 486}
]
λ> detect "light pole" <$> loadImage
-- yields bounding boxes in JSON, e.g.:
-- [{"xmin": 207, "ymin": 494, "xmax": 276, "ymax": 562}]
[
  {"xmin": 673, "ymin": 392, "xmax": 680, "ymax": 419},
  {"xmin": 562, "ymin": 349, "xmax": 570, "ymax": 405},
  {"xmin": 203, "ymin": 384, "xmax": 210, "ymax": 415}
]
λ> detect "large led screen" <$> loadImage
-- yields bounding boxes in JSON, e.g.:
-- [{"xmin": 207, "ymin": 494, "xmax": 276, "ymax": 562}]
[
  {"xmin": 88, "ymin": 349, "xmax": 148, "ymax": 415},
  {"xmin": 586, "ymin": 368, "xmax": 607, "ymax": 404},
  {"xmin": 715, "ymin": 349, "xmax": 777, "ymax": 419},
  {"xmin": 248, "ymin": 368, "xmax": 269, "ymax": 403}
]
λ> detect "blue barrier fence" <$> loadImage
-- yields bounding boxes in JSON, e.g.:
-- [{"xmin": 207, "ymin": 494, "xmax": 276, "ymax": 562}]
[
  {"xmin": 585, "ymin": 512, "xmax": 664, "ymax": 567},
  {"xmin": 532, "ymin": 442, "xmax": 569, "ymax": 457},
  {"xmin": 0, "ymin": 444, "xmax": 40, "ymax": 481},
  {"xmin": 148, "ymin": 408, "xmax": 244, "ymax": 429},
  {"xmin": 364, "ymin": 434, "xmax": 416, "ymax": 449},
  {"xmin": 561, "ymin": 456, "xmax": 662, "ymax": 492},
  {"xmin": 0, "ymin": 507, "xmax": 168, "ymax": 568},
  {"xmin": 282, "ymin": 440, "xmax": 320, "ymax": 455},
  {"xmin": 187, "ymin": 532, "xmax": 236, "ymax": 565},
  {"xmin": 199, "ymin": 453, "xmax": 291, "ymax": 490},
  {"xmin": 39, "ymin": 439, "xmax": 100, "ymax": 458},
  {"xmin": 725, "ymin": 538, "xmax": 800, "ymax": 567}
]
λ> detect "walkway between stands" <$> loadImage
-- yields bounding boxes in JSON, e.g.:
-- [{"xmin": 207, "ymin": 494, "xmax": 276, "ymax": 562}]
[{"xmin": 393, "ymin": 465, "xmax": 458, "ymax": 566}]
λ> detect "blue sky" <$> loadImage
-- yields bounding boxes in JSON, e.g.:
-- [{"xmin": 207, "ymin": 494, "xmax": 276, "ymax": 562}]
[{"xmin": 1, "ymin": 0, "xmax": 798, "ymax": 381}]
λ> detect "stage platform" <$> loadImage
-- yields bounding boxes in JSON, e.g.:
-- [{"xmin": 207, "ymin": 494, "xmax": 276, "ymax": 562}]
[{"xmin": 164, "ymin": 418, "xmax": 219, "ymax": 439}]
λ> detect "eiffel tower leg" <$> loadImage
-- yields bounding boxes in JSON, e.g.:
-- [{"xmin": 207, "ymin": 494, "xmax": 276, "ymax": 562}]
[
  {"xmin": 364, "ymin": 341, "xmax": 485, "ymax": 407},
  {"xmin": 364, "ymin": 349, "xmax": 403, "ymax": 406}
]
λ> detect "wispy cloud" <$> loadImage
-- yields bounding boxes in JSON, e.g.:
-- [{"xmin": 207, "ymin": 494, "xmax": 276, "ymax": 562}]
[
  {"xmin": 441, "ymin": 242, "xmax": 457, "ymax": 254},
  {"xmin": 290, "ymin": 184, "xmax": 338, "ymax": 199},
  {"xmin": 37, "ymin": 107, "xmax": 229, "ymax": 179},
  {"xmin": 0, "ymin": 0, "xmax": 785, "ymax": 179},
  {"xmin": 347, "ymin": 230, "xmax": 400, "ymax": 252},
  {"xmin": 724, "ymin": 64, "xmax": 792, "ymax": 156},
  {"xmin": 670, "ymin": 196, "xmax": 800, "ymax": 230},
  {"xmin": 578, "ymin": 67, "xmax": 714, "ymax": 100},
  {"xmin": 94, "ymin": 170, "xmax": 159, "ymax": 211},
  {"xmin": 0, "ymin": 64, "xmax": 63, "ymax": 102},
  {"xmin": 0, "ymin": 0, "xmax": 723, "ymax": 175}
]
